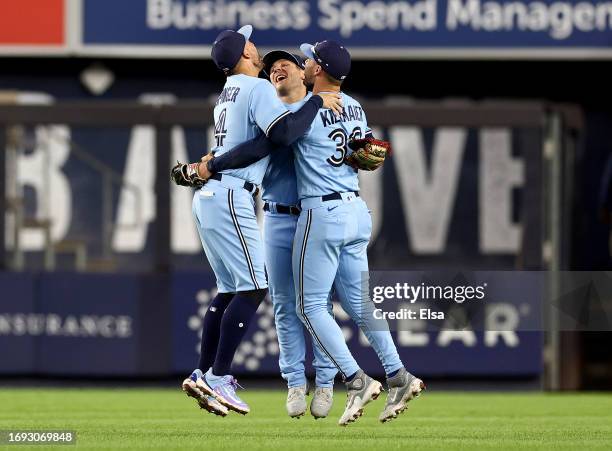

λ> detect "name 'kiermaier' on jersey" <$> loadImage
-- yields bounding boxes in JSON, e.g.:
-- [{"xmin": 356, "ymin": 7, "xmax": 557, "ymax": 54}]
[
  {"xmin": 293, "ymin": 92, "xmax": 372, "ymax": 200},
  {"xmin": 211, "ymin": 73, "xmax": 290, "ymax": 186}
]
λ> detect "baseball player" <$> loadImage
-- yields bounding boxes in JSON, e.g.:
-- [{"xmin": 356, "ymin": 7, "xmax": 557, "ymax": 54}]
[
  {"xmin": 198, "ymin": 40, "xmax": 424, "ymax": 426},
  {"xmin": 292, "ymin": 41, "xmax": 425, "ymax": 426},
  {"xmin": 180, "ymin": 25, "xmax": 342, "ymax": 417},
  {"xmin": 261, "ymin": 51, "xmax": 337, "ymax": 419}
]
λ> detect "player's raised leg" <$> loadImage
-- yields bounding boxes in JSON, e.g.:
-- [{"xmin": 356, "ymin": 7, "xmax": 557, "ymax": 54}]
[
  {"xmin": 202, "ymin": 288, "xmax": 267, "ymax": 415},
  {"xmin": 293, "ymin": 202, "xmax": 382, "ymax": 426},
  {"xmin": 333, "ymin": 198, "xmax": 424, "ymax": 423},
  {"xmin": 191, "ymin": 180, "xmax": 269, "ymax": 415},
  {"xmin": 293, "ymin": 206, "xmax": 360, "ymax": 380},
  {"xmin": 181, "ymin": 197, "xmax": 238, "ymax": 416}
]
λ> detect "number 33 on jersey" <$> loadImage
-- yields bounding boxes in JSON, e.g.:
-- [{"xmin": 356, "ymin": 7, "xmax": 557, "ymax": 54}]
[{"xmin": 293, "ymin": 92, "xmax": 373, "ymax": 199}]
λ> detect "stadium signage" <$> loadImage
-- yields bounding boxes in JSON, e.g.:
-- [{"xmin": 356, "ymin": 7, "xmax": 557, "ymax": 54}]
[
  {"xmin": 0, "ymin": 313, "xmax": 133, "ymax": 338},
  {"xmin": 147, "ymin": 0, "xmax": 612, "ymax": 41},
  {"xmin": 0, "ymin": 272, "xmax": 171, "ymax": 375},
  {"xmin": 79, "ymin": 0, "xmax": 612, "ymax": 58},
  {"xmin": 10, "ymin": 122, "xmax": 533, "ymax": 264},
  {"xmin": 172, "ymin": 272, "xmax": 543, "ymax": 376}
]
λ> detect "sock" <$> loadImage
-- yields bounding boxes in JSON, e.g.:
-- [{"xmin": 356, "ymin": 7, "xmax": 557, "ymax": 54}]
[
  {"xmin": 345, "ymin": 371, "xmax": 358, "ymax": 383},
  {"xmin": 198, "ymin": 292, "xmax": 235, "ymax": 372},
  {"xmin": 387, "ymin": 369, "xmax": 399, "ymax": 378},
  {"xmin": 212, "ymin": 289, "xmax": 267, "ymax": 375}
]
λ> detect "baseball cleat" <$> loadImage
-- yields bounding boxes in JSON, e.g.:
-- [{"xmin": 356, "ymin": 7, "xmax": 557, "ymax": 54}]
[
  {"xmin": 379, "ymin": 367, "xmax": 425, "ymax": 423},
  {"xmin": 286, "ymin": 385, "xmax": 307, "ymax": 418},
  {"xmin": 338, "ymin": 370, "xmax": 383, "ymax": 426},
  {"xmin": 198, "ymin": 395, "xmax": 229, "ymax": 416},
  {"xmin": 182, "ymin": 369, "xmax": 228, "ymax": 416},
  {"xmin": 204, "ymin": 370, "xmax": 250, "ymax": 415},
  {"xmin": 310, "ymin": 387, "xmax": 333, "ymax": 419}
]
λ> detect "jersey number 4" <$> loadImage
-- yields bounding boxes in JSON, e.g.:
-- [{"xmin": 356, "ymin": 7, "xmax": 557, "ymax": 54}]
[
  {"xmin": 326, "ymin": 126, "xmax": 362, "ymax": 167},
  {"xmin": 214, "ymin": 108, "xmax": 227, "ymax": 147}
]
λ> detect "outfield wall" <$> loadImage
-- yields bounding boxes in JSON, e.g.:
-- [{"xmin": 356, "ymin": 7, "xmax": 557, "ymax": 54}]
[{"xmin": 0, "ymin": 271, "xmax": 542, "ymax": 378}]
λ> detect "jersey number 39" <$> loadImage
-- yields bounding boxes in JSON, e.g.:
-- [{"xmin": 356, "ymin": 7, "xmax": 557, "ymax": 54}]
[{"xmin": 326, "ymin": 126, "xmax": 362, "ymax": 167}]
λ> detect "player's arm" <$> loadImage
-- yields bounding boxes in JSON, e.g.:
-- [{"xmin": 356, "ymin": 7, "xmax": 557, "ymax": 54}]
[
  {"xmin": 206, "ymin": 133, "xmax": 280, "ymax": 173},
  {"xmin": 204, "ymin": 88, "xmax": 340, "ymax": 174},
  {"xmin": 250, "ymin": 81, "xmax": 341, "ymax": 146},
  {"xmin": 265, "ymin": 95, "xmax": 323, "ymax": 146}
]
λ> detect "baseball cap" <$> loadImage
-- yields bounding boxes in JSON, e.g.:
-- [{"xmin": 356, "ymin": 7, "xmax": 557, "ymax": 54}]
[
  {"xmin": 299, "ymin": 40, "xmax": 351, "ymax": 81},
  {"xmin": 211, "ymin": 25, "xmax": 253, "ymax": 74},
  {"xmin": 263, "ymin": 50, "xmax": 305, "ymax": 77}
]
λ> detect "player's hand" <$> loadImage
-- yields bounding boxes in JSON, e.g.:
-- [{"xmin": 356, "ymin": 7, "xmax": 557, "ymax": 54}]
[
  {"xmin": 196, "ymin": 153, "xmax": 214, "ymax": 181},
  {"xmin": 318, "ymin": 93, "xmax": 343, "ymax": 116},
  {"xmin": 345, "ymin": 137, "xmax": 391, "ymax": 171},
  {"xmin": 197, "ymin": 160, "xmax": 212, "ymax": 181}
]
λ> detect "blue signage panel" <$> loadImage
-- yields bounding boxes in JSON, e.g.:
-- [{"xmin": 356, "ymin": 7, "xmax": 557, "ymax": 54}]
[
  {"xmin": 0, "ymin": 273, "xmax": 172, "ymax": 376},
  {"xmin": 37, "ymin": 273, "xmax": 141, "ymax": 375},
  {"xmin": 83, "ymin": 0, "xmax": 612, "ymax": 50},
  {"xmin": 0, "ymin": 273, "xmax": 37, "ymax": 373},
  {"xmin": 0, "ymin": 271, "xmax": 542, "ymax": 376},
  {"xmin": 171, "ymin": 271, "xmax": 542, "ymax": 377}
]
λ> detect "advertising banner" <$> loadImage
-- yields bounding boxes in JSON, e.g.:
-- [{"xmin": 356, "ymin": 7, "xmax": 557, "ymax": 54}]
[
  {"xmin": 0, "ymin": 270, "xmax": 547, "ymax": 376},
  {"xmin": 0, "ymin": 273, "xmax": 171, "ymax": 376},
  {"xmin": 0, "ymin": 273, "xmax": 37, "ymax": 373},
  {"xmin": 171, "ymin": 271, "xmax": 543, "ymax": 377},
  {"xmin": 82, "ymin": 0, "xmax": 612, "ymax": 58},
  {"xmin": 2, "ymin": 1, "xmax": 611, "ymax": 58}
]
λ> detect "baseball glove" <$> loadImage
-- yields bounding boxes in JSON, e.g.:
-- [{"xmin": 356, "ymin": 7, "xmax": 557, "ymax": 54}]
[
  {"xmin": 170, "ymin": 161, "xmax": 206, "ymax": 188},
  {"xmin": 344, "ymin": 137, "xmax": 391, "ymax": 171}
]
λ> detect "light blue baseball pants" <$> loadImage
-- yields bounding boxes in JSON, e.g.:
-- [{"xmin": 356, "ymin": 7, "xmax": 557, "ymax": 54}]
[
  {"xmin": 264, "ymin": 203, "xmax": 337, "ymax": 388},
  {"xmin": 192, "ymin": 175, "xmax": 268, "ymax": 293},
  {"xmin": 293, "ymin": 193, "xmax": 403, "ymax": 379}
]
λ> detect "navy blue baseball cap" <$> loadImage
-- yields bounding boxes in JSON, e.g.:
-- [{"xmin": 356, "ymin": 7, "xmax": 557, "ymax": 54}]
[
  {"xmin": 211, "ymin": 25, "xmax": 253, "ymax": 74},
  {"xmin": 263, "ymin": 50, "xmax": 305, "ymax": 77},
  {"xmin": 299, "ymin": 40, "xmax": 351, "ymax": 81}
]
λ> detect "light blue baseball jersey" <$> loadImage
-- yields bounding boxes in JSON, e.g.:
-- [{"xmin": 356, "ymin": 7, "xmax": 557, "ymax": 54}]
[
  {"xmin": 293, "ymin": 92, "xmax": 372, "ymax": 199},
  {"xmin": 212, "ymin": 74, "xmax": 290, "ymax": 185},
  {"xmin": 261, "ymin": 93, "xmax": 312, "ymax": 206}
]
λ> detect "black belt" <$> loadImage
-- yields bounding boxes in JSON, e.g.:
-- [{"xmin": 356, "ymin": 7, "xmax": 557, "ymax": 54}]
[
  {"xmin": 321, "ymin": 191, "xmax": 360, "ymax": 202},
  {"xmin": 210, "ymin": 173, "xmax": 256, "ymax": 193},
  {"xmin": 263, "ymin": 202, "xmax": 301, "ymax": 216}
]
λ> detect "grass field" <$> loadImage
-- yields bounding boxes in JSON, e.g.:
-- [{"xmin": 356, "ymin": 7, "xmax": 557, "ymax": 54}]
[{"xmin": 0, "ymin": 388, "xmax": 611, "ymax": 450}]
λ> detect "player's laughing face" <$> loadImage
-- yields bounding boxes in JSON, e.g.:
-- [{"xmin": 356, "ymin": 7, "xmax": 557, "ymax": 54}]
[{"xmin": 270, "ymin": 59, "xmax": 305, "ymax": 95}]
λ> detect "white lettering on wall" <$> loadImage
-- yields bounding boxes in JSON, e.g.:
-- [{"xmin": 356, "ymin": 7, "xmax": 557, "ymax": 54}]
[{"xmin": 390, "ymin": 127, "xmax": 466, "ymax": 254}]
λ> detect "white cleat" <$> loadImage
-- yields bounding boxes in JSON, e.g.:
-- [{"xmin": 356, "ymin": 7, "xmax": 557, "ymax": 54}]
[
  {"xmin": 338, "ymin": 371, "xmax": 383, "ymax": 426},
  {"xmin": 286, "ymin": 385, "xmax": 307, "ymax": 418},
  {"xmin": 310, "ymin": 387, "xmax": 333, "ymax": 419},
  {"xmin": 379, "ymin": 368, "xmax": 425, "ymax": 423},
  {"xmin": 182, "ymin": 369, "xmax": 228, "ymax": 417}
]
